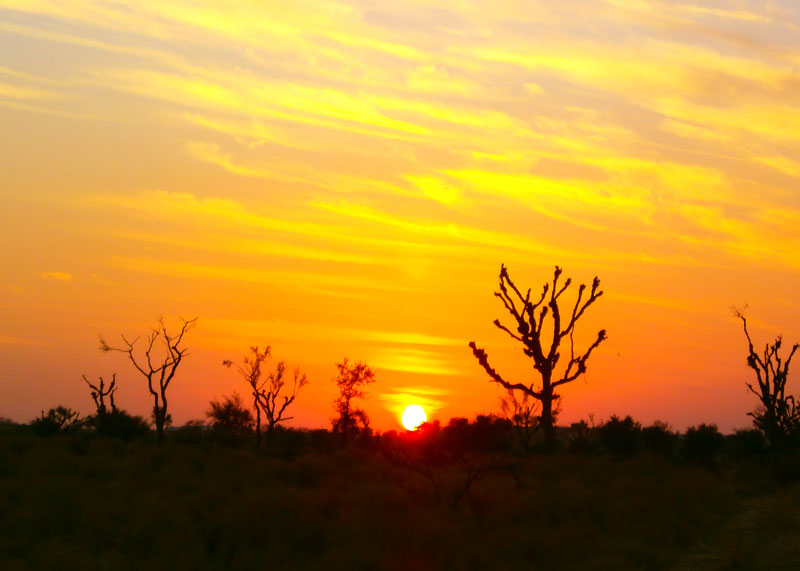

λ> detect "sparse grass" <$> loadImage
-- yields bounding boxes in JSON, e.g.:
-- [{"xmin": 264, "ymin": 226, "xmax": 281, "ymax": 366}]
[{"xmin": 0, "ymin": 433, "xmax": 792, "ymax": 570}]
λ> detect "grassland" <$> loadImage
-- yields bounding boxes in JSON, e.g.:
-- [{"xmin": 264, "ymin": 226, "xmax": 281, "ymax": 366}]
[{"xmin": 1, "ymin": 429, "xmax": 799, "ymax": 570}]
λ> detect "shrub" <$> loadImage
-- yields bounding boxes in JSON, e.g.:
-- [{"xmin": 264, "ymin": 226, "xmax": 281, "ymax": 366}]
[
  {"xmin": 207, "ymin": 393, "xmax": 253, "ymax": 444},
  {"xmin": 683, "ymin": 424, "xmax": 724, "ymax": 466},
  {"xmin": 30, "ymin": 406, "xmax": 82, "ymax": 436},
  {"xmin": 642, "ymin": 421, "xmax": 679, "ymax": 457},
  {"xmin": 89, "ymin": 409, "xmax": 150, "ymax": 441},
  {"xmin": 598, "ymin": 415, "xmax": 642, "ymax": 458}
]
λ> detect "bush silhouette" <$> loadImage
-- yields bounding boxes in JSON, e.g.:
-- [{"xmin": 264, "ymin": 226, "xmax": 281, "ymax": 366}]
[
  {"xmin": 30, "ymin": 406, "xmax": 82, "ymax": 436},
  {"xmin": 642, "ymin": 421, "xmax": 678, "ymax": 457},
  {"xmin": 683, "ymin": 424, "xmax": 724, "ymax": 465},
  {"xmin": 207, "ymin": 393, "xmax": 253, "ymax": 444},
  {"xmin": 598, "ymin": 415, "xmax": 641, "ymax": 458},
  {"xmin": 88, "ymin": 409, "xmax": 149, "ymax": 441}
]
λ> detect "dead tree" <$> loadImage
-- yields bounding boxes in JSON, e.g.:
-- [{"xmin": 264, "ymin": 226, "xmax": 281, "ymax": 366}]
[
  {"xmin": 100, "ymin": 316, "xmax": 197, "ymax": 444},
  {"xmin": 470, "ymin": 265, "xmax": 606, "ymax": 450},
  {"xmin": 258, "ymin": 362, "xmax": 308, "ymax": 444},
  {"xmin": 500, "ymin": 388, "xmax": 540, "ymax": 453},
  {"xmin": 224, "ymin": 346, "xmax": 271, "ymax": 446},
  {"xmin": 82, "ymin": 373, "xmax": 117, "ymax": 416},
  {"xmin": 224, "ymin": 346, "xmax": 309, "ymax": 446},
  {"xmin": 332, "ymin": 358, "xmax": 375, "ymax": 445},
  {"xmin": 735, "ymin": 309, "xmax": 799, "ymax": 448}
]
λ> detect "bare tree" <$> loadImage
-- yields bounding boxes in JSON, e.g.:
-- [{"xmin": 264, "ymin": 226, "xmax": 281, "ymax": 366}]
[
  {"xmin": 223, "ymin": 346, "xmax": 309, "ymax": 446},
  {"xmin": 260, "ymin": 362, "xmax": 308, "ymax": 444},
  {"xmin": 470, "ymin": 265, "xmax": 606, "ymax": 449},
  {"xmin": 224, "ymin": 346, "xmax": 270, "ymax": 446},
  {"xmin": 100, "ymin": 316, "xmax": 197, "ymax": 444},
  {"xmin": 82, "ymin": 373, "xmax": 117, "ymax": 416},
  {"xmin": 735, "ymin": 309, "xmax": 799, "ymax": 448},
  {"xmin": 332, "ymin": 358, "xmax": 375, "ymax": 445}
]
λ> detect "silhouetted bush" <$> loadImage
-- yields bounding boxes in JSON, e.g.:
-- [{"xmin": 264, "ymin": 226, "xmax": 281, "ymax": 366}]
[
  {"xmin": 30, "ymin": 406, "xmax": 82, "ymax": 436},
  {"xmin": 88, "ymin": 409, "xmax": 150, "ymax": 441},
  {"xmin": 683, "ymin": 424, "xmax": 724, "ymax": 466},
  {"xmin": 642, "ymin": 421, "xmax": 679, "ymax": 457},
  {"xmin": 207, "ymin": 393, "xmax": 253, "ymax": 445},
  {"xmin": 568, "ymin": 420, "xmax": 595, "ymax": 454},
  {"xmin": 726, "ymin": 428, "xmax": 767, "ymax": 461},
  {"xmin": 598, "ymin": 415, "xmax": 642, "ymax": 458}
]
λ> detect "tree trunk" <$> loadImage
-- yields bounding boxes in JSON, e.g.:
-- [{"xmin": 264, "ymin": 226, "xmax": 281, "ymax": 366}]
[
  {"xmin": 254, "ymin": 399, "xmax": 262, "ymax": 448},
  {"xmin": 540, "ymin": 382, "xmax": 555, "ymax": 451}
]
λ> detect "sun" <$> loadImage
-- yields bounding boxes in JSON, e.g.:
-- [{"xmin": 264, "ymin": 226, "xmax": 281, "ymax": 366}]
[{"xmin": 401, "ymin": 404, "xmax": 427, "ymax": 431}]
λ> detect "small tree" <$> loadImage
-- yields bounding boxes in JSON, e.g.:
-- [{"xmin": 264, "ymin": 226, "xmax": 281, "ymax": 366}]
[
  {"xmin": 207, "ymin": 393, "xmax": 253, "ymax": 444},
  {"xmin": 735, "ymin": 309, "xmax": 799, "ymax": 449},
  {"xmin": 100, "ymin": 316, "xmax": 197, "ymax": 444},
  {"xmin": 83, "ymin": 373, "xmax": 117, "ymax": 416},
  {"xmin": 31, "ymin": 406, "xmax": 82, "ymax": 436},
  {"xmin": 260, "ymin": 362, "xmax": 308, "ymax": 444},
  {"xmin": 500, "ymin": 388, "xmax": 540, "ymax": 453},
  {"xmin": 224, "ymin": 346, "xmax": 271, "ymax": 446},
  {"xmin": 332, "ymin": 358, "xmax": 375, "ymax": 445},
  {"xmin": 470, "ymin": 265, "xmax": 606, "ymax": 449},
  {"xmin": 223, "ymin": 346, "xmax": 309, "ymax": 446}
]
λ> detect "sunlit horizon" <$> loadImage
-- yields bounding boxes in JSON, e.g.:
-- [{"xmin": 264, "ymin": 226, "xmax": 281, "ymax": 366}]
[{"xmin": 2, "ymin": 0, "xmax": 799, "ymax": 433}]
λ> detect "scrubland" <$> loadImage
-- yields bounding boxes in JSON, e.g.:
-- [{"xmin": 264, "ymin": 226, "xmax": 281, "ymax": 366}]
[{"xmin": 1, "ymin": 424, "xmax": 799, "ymax": 570}]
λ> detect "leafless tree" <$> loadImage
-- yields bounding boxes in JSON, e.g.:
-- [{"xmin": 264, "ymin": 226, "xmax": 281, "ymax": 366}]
[
  {"xmin": 470, "ymin": 265, "xmax": 606, "ymax": 449},
  {"xmin": 224, "ymin": 346, "xmax": 308, "ymax": 446},
  {"xmin": 735, "ymin": 308, "xmax": 799, "ymax": 448},
  {"xmin": 332, "ymin": 358, "xmax": 375, "ymax": 445},
  {"xmin": 260, "ymin": 361, "xmax": 308, "ymax": 444},
  {"xmin": 224, "ymin": 346, "xmax": 270, "ymax": 446},
  {"xmin": 100, "ymin": 316, "xmax": 197, "ymax": 444},
  {"xmin": 82, "ymin": 373, "xmax": 117, "ymax": 416}
]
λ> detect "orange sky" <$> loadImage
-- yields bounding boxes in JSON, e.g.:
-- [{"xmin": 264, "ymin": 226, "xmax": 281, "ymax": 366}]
[{"xmin": 2, "ymin": 0, "xmax": 799, "ymax": 432}]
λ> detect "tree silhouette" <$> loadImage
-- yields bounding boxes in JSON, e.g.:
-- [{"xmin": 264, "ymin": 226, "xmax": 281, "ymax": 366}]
[
  {"xmin": 100, "ymin": 316, "xmax": 197, "ymax": 444},
  {"xmin": 31, "ymin": 406, "xmax": 82, "ymax": 436},
  {"xmin": 332, "ymin": 358, "xmax": 375, "ymax": 445},
  {"xmin": 260, "ymin": 361, "xmax": 308, "ymax": 444},
  {"xmin": 82, "ymin": 373, "xmax": 117, "ymax": 416},
  {"xmin": 223, "ymin": 346, "xmax": 309, "ymax": 446},
  {"xmin": 470, "ymin": 265, "xmax": 606, "ymax": 449},
  {"xmin": 735, "ymin": 309, "xmax": 799, "ymax": 449},
  {"xmin": 223, "ymin": 346, "xmax": 271, "ymax": 446},
  {"xmin": 207, "ymin": 393, "xmax": 253, "ymax": 444}
]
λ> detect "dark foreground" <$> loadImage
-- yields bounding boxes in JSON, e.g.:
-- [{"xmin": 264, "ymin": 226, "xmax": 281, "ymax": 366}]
[{"xmin": 1, "ymin": 434, "xmax": 799, "ymax": 570}]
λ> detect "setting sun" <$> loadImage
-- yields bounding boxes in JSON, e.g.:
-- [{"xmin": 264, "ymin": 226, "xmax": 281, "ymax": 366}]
[{"xmin": 401, "ymin": 404, "xmax": 427, "ymax": 431}]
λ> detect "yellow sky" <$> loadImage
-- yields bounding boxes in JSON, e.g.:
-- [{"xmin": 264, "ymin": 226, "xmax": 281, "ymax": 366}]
[{"xmin": 1, "ymin": 0, "xmax": 799, "ymax": 432}]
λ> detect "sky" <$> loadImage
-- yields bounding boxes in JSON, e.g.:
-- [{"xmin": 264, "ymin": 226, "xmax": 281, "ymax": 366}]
[{"xmin": 1, "ymin": 0, "xmax": 799, "ymax": 433}]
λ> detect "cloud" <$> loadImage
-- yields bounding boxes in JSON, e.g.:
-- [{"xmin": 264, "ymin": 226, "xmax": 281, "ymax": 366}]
[{"xmin": 38, "ymin": 271, "xmax": 72, "ymax": 282}]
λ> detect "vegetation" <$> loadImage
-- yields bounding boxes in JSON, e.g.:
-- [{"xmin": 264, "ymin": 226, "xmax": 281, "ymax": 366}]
[
  {"xmin": 206, "ymin": 393, "xmax": 254, "ymax": 444},
  {"xmin": 4, "ymin": 274, "xmax": 800, "ymax": 567},
  {"xmin": 470, "ymin": 265, "xmax": 606, "ymax": 449},
  {"xmin": 100, "ymin": 316, "xmax": 197, "ymax": 444},
  {"xmin": 331, "ymin": 358, "xmax": 375, "ymax": 445},
  {"xmin": 1, "ymin": 418, "xmax": 799, "ymax": 569}
]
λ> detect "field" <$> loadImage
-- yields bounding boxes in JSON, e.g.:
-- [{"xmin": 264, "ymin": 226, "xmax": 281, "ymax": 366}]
[{"xmin": 1, "ymin": 430, "xmax": 799, "ymax": 570}]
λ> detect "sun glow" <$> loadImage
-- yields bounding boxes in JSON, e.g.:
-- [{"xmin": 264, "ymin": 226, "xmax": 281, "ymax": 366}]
[{"xmin": 401, "ymin": 404, "xmax": 427, "ymax": 431}]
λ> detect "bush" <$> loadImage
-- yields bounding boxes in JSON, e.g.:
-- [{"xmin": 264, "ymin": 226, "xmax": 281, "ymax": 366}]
[
  {"xmin": 683, "ymin": 424, "xmax": 724, "ymax": 466},
  {"xmin": 598, "ymin": 415, "xmax": 642, "ymax": 458},
  {"xmin": 89, "ymin": 409, "xmax": 150, "ymax": 441},
  {"xmin": 30, "ymin": 406, "xmax": 82, "ymax": 436},
  {"xmin": 726, "ymin": 428, "xmax": 767, "ymax": 461},
  {"xmin": 642, "ymin": 421, "xmax": 678, "ymax": 457},
  {"xmin": 207, "ymin": 393, "xmax": 253, "ymax": 445}
]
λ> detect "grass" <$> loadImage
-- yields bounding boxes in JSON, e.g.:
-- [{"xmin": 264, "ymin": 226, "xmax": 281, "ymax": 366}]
[{"xmin": 0, "ymin": 432, "xmax": 794, "ymax": 570}]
